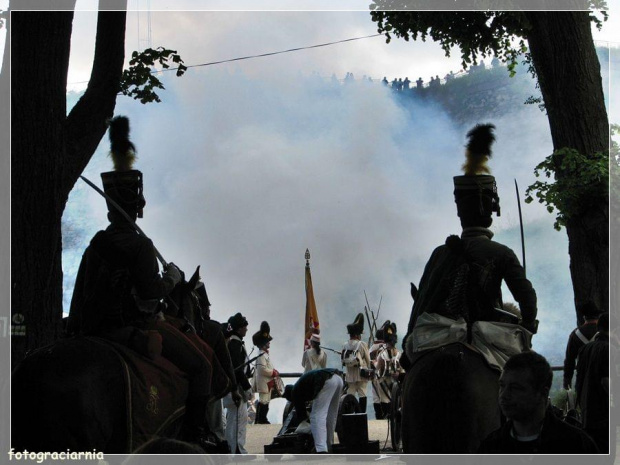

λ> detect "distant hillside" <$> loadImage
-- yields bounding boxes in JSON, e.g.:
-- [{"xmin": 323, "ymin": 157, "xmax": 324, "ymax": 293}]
[{"xmin": 393, "ymin": 46, "xmax": 613, "ymax": 127}]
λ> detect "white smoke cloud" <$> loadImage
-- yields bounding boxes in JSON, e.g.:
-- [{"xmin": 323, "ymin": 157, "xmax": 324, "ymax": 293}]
[
  {"xmin": 59, "ymin": 8, "xmax": 620, "ymax": 424},
  {"xmin": 64, "ymin": 55, "xmax": 574, "ymax": 384}
]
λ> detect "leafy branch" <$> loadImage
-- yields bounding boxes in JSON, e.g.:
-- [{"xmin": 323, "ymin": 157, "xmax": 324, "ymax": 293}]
[
  {"xmin": 120, "ymin": 47, "xmax": 187, "ymax": 104},
  {"xmin": 525, "ymin": 148, "xmax": 608, "ymax": 230}
]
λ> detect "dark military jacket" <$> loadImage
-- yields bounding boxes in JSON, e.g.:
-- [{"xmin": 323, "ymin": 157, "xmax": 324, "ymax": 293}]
[
  {"xmin": 67, "ymin": 222, "xmax": 177, "ymax": 335},
  {"xmin": 228, "ymin": 335, "xmax": 252, "ymax": 392},
  {"xmin": 291, "ymin": 368, "xmax": 339, "ymax": 421},
  {"xmin": 406, "ymin": 227, "xmax": 537, "ymax": 344},
  {"xmin": 563, "ymin": 321, "xmax": 598, "ymax": 388}
]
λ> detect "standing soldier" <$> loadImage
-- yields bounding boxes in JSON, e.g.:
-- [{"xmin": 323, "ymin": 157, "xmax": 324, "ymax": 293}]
[
  {"xmin": 302, "ymin": 329, "xmax": 327, "ymax": 372},
  {"xmin": 341, "ymin": 313, "xmax": 371, "ymax": 413},
  {"xmin": 223, "ymin": 312, "xmax": 252, "ymax": 455},
  {"xmin": 563, "ymin": 301, "xmax": 601, "ymax": 390},
  {"xmin": 252, "ymin": 321, "xmax": 280, "ymax": 424},
  {"xmin": 370, "ymin": 321, "xmax": 402, "ymax": 419}
]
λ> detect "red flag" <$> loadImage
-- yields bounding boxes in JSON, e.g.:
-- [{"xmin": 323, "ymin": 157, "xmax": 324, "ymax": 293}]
[{"xmin": 304, "ymin": 249, "xmax": 320, "ymax": 350}]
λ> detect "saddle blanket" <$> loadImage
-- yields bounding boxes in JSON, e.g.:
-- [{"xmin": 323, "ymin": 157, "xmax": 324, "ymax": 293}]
[
  {"xmin": 406, "ymin": 312, "xmax": 533, "ymax": 372},
  {"xmin": 89, "ymin": 337, "xmax": 189, "ymax": 451}
]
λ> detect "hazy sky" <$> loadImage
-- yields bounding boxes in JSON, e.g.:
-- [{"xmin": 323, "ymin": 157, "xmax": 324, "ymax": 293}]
[{"xmin": 4, "ymin": 2, "xmax": 619, "ymax": 422}]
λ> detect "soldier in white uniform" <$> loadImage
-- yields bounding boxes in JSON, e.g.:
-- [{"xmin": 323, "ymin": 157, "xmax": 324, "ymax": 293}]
[
  {"xmin": 370, "ymin": 321, "xmax": 402, "ymax": 419},
  {"xmin": 302, "ymin": 329, "xmax": 327, "ymax": 372},
  {"xmin": 252, "ymin": 321, "xmax": 279, "ymax": 424},
  {"xmin": 341, "ymin": 313, "xmax": 371, "ymax": 413}
]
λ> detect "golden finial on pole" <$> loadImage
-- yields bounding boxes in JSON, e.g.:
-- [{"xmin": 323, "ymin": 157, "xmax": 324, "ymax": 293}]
[{"xmin": 305, "ymin": 248, "xmax": 310, "ymax": 267}]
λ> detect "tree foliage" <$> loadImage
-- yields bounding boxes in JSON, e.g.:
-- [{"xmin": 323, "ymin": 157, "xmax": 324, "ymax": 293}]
[
  {"xmin": 120, "ymin": 47, "xmax": 187, "ymax": 104},
  {"xmin": 369, "ymin": 9, "xmax": 530, "ymax": 76},
  {"xmin": 525, "ymin": 148, "xmax": 608, "ymax": 230}
]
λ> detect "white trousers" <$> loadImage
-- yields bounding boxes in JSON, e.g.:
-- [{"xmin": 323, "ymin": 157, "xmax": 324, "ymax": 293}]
[
  {"xmin": 346, "ymin": 380, "xmax": 368, "ymax": 398},
  {"xmin": 310, "ymin": 374, "xmax": 344, "ymax": 453},
  {"xmin": 206, "ymin": 398, "xmax": 226, "ymax": 442},
  {"xmin": 223, "ymin": 393, "xmax": 248, "ymax": 454}
]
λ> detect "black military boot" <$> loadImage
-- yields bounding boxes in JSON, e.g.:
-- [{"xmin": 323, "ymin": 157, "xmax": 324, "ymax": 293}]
[
  {"xmin": 373, "ymin": 402, "xmax": 384, "ymax": 420},
  {"xmin": 381, "ymin": 402, "xmax": 391, "ymax": 419},
  {"xmin": 358, "ymin": 396, "xmax": 367, "ymax": 413},
  {"xmin": 262, "ymin": 403, "xmax": 271, "ymax": 424},
  {"xmin": 255, "ymin": 402, "xmax": 269, "ymax": 424}
]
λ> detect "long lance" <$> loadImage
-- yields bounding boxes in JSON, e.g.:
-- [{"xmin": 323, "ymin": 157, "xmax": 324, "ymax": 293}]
[
  {"xmin": 514, "ymin": 179, "xmax": 526, "ymax": 275},
  {"xmin": 80, "ymin": 175, "xmax": 167, "ymax": 267}
]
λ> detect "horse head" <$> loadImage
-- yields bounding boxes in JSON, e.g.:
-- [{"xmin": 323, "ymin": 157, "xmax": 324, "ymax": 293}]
[{"xmin": 165, "ymin": 265, "xmax": 207, "ymax": 335}]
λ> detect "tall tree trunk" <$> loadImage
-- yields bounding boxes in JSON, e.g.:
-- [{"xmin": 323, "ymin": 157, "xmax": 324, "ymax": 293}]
[
  {"xmin": 525, "ymin": 11, "xmax": 609, "ymax": 324},
  {"xmin": 11, "ymin": 10, "xmax": 75, "ymax": 367},
  {"xmin": 11, "ymin": 3, "xmax": 127, "ymax": 366}
]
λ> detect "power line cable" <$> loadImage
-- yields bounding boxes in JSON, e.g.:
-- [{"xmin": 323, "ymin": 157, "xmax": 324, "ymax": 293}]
[
  {"xmin": 162, "ymin": 33, "xmax": 383, "ymax": 72},
  {"xmin": 68, "ymin": 33, "xmax": 383, "ymax": 86}
]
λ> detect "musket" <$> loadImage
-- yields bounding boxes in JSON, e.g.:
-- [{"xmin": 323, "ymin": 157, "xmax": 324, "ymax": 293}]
[
  {"xmin": 364, "ymin": 304, "xmax": 375, "ymax": 346},
  {"xmin": 80, "ymin": 175, "xmax": 167, "ymax": 267},
  {"xmin": 234, "ymin": 351, "xmax": 266, "ymax": 372},
  {"xmin": 364, "ymin": 290, "xmax": 378, "ymax": 345},
  {"xmin": 514, "ymin": 179, "xmax": 526, "ymax": 275},
  {"xmin": 321, "ymin": 346, "xmax": 342, "ymax": 355}
]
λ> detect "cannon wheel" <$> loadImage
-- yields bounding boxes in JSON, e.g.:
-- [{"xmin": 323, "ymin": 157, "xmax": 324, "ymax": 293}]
[
  {"xmin": 335, "ymin": 393, "xmax": 361, "ymax": 443},
  {"xmin": 390, "ymin": 382, "xmax": 403, "ymax": 452}
]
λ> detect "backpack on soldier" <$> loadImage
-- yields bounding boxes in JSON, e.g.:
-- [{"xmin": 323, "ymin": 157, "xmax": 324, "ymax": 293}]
[
  {"xmin": 426, "ymin": 235, "xmax": 491, "ymax": 324},
  {"xmin": 342, "ymin": 341, "xmax": 362, "ymax": 367}
]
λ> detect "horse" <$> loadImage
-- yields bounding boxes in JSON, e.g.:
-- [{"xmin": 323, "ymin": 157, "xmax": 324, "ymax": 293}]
[
  {"xmin": 400, "ymin": 283, "xmax": 501, "ymax": 453},
  {"xmin": 11, "ymin": 266, "xmax": 222, "ymax": 453}
]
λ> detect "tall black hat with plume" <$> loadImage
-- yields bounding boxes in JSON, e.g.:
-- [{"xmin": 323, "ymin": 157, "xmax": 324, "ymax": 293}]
[
  {"xmin": 382, "ymin": 320, "xmax": 398, "ymax": 345},
  {"xmin": 453, "ymin": 123, "xmax": 501, "ymax": 227},
  {"xmin": 101, "ymin": 116, "xmax": 146, "ymax": 218},
  {"xmin": 347, "ymin": 312, "xmax": 365, "ymax": 336},
  {"xmin": 252, "ymin": 321, "xmax": 273, "ymax": 348}
]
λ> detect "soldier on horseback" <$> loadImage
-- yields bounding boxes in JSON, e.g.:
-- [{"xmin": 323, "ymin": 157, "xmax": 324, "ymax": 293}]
[
  {"xmin": 67, "ymin": 116, "xmax": 215, "ymax": 451},
  {"xmin": 404, "ymin": 124, "xmax": 538, "ymax": 361}
]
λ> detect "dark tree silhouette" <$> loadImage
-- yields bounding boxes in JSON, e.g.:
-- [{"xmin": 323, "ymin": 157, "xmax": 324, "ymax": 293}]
[{"xmin": 8, "ymin": 1, "xmax": 127, "ymax": 365}]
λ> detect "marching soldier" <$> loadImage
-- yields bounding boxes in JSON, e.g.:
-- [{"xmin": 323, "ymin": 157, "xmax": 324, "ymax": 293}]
[
  {"xmin": 341, "ymin": 313, "xmax": 371, "ymax": 413},
  {"xmin": 252, "ymin": 321, "xmax": 280, "ymax": 424},
  {"xmin": 67, "ymin": 116, "xmax": 215, "ymax": 450}
]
